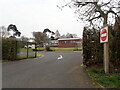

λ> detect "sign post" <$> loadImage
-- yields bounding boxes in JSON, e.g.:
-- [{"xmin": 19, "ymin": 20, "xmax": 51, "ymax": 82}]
[{"xmin": 100, "ymin": 26, "xmax": 109, "ymax": 74}]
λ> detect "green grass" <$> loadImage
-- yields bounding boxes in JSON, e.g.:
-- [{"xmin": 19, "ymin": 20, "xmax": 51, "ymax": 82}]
[
  {"xmin": 0, "ymin": 60, "xmax": 2, "ymax": 63},
  {"xmin": 20, "ymin": 48, "xmax": 33, "ymax": 52},
  {"xmin": 32, "ymin": 47, "xmax": 44, "ymax": 51},
  {"xmin": 50, "ymin": 47, "xmax": 82, "ymax": 52},
  {"xmin": 32, "ymin": 47, "xmax": 82, "ymax": 52},
  {"xmin": 2, "ymin": 54, "xmax": 42, "ymax": 62},
  {"xmin": 87, "ymin": 68, "xmax": 120, "ymax": 88},
  {"xmin": 17, "ymin": 54, "xmax": 41, "ymax": 60},
  {"xmin": 17, "ymin": 55, "xmax": 35, "ymax": 59}
]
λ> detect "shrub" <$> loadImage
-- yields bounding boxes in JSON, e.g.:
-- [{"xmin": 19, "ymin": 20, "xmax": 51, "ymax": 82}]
[
  {"xmin": 83, "ymin": 27, "xmax": 103, "ymax": 66},
  {"xmin": 83, "ymin": 25, "xmax": 120, "ymax": 69},
  {"xmin": 73, "ymin": 48, "xmax": 82, "ymax": 51},
  {"xmin": 45, "ymin": 46, "xmax": 53, "ymax": 51},
  {"xmin": 2, "ymin": 37, "xmax": 17, "ymax": 61},
  {"xmin": 32, "ymin": 48, "xmax": 44, "ymax": 51}
]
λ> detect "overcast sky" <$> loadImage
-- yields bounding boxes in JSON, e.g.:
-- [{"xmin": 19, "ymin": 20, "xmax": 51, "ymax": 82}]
[{"xmin": 0, "ymin": 0, "xmax": 84, "ymax": 38}]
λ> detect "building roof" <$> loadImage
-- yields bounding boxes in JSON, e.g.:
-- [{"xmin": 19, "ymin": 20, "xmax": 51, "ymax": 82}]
[{"xmin": 58, "ymin": 38, "xmax": 81, "ymax": 41}]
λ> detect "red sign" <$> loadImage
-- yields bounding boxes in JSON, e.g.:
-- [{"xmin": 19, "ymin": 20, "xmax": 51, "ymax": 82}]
[{"xmin": 100, "ymin": 26, "xmax": 108, "ymax": 43}]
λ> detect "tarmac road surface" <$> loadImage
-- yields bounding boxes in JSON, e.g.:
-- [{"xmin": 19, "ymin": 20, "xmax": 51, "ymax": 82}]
[{"xmin": 3, "ymin": 52, "xmax": 98, "ymax": 88}]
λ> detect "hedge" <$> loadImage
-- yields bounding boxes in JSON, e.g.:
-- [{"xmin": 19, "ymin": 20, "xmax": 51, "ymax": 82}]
[
  {"xmin": 2, "ymin": 37, "xmax": 17, "ymax": 61},
  {"xmin": 83, "ymin": 24, "xmax": 120, "ymax": 69},
  {"xmin": 83, "ymin": 27, "xmax": 103, "ymax": 66}
]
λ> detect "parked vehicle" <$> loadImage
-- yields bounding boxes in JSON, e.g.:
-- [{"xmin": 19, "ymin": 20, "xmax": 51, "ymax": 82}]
[{"xmin": 24, "ymin": 45, "xmax": 32, "ymax": 48}]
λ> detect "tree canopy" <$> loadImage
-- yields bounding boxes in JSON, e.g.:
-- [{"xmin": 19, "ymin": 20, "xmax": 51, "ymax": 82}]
[
  {"xmin": 7, "ymin": 24, "xmax": 21, "ymax": 37},
  {"xmin": 59, "ymin": 0, "xmax": 120, "ymax": 29},
  {"xmin": 0, "ymin": 26, "xmax": 10, "ymax": 38},
  {"xmin": 32, "ymin": 32, "xmax": 50, "ymax": 44}
]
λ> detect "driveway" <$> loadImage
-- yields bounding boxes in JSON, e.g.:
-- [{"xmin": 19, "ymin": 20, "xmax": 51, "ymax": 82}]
[{"xmin": 3, "ymin": 52, "xmax": 98, "ymax": 88}]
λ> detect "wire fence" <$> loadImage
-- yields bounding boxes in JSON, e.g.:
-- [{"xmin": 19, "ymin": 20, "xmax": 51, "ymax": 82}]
[{"xmin": 16, "ymin": 41, "xmax": 37, "ymax": 60}]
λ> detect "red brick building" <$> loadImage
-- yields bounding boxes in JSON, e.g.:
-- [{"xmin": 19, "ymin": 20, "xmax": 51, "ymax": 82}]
[{"xmin": 58, "ymin": 38, "xmax": 82, "ymax": 48}]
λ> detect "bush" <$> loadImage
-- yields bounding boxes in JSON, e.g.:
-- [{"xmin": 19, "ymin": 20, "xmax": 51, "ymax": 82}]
[
  {"xmin": 109, "ymin": 25, "xmax": 120, "ymax": 69},
  {"xmin": 45, "ymin": 46, "xmax": 53, "ymax": 51},
  {"xmin": 32, "ymin": 48, "xmax": 44, "ymax": 51},
  {"xmin": 83, "ymin": 25, "xmax": 120, "ymax": 69},
  {"xmin": 2, "ymin": 37, "xmax": 17, "ymax": 61},
  {"xmin": 83, "ymin": 27, "xmax": 103, "ymax": 66},
  {"xmin": 50, "ymin": 47, "xmax": 56, "ymax": 51},
  {"xmin": 73, "ymin": 48, "xmax": 82, "ymax": 51}
]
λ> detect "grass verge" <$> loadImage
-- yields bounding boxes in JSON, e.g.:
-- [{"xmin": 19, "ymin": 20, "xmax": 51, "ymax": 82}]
[
  {"xmin": 2, "ymin": 54, "xmax": 42, "ymax": 62},
  {"xmin": 16, "ymin": 54, "xmax": 41, "ymax": 60},
  {"xmin": 87, "ymin": 68, "xmax": 120, "ymax": 88},
  {"xmin": 50, "ymin": 47, "xmax": 82, "ymax": 52},
  {"xmin": 20, "ymin": 48, "xmax": 33, "ymax": 52},
  {"xmin": 32, "ymin": 48, "xmax": 44, "ymax": 51},
  {"xmin": 20, "ymin": 47, "xmax": 82, "ymax": 52},
  {"xmin": 32, "ymin": 47, "xmax": 82, "ymax": 52}
]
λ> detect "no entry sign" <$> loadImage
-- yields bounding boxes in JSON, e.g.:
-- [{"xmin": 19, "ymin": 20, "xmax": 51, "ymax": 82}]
[{"xmin": 100, "ymin": 26, "xmax": 108, "ymax": 43}]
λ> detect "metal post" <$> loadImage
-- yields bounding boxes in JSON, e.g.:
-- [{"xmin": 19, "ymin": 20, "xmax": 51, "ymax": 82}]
[
  {"xmin": 103, "ymin": 18, "xmax": 109, "ymax": 74},
  {"xmin": 35, "ymin": 43, "xmax": 37, "ymax": 58},
  {"xmin": 15, "ymin": 40, "xmax": 17, "ymax": 59},
  {"xmin": 104, "ymin": 39, "xmax": 109, "ymax": 74},
  {"xmin": 27, "ymin": 42, "xmax": 28, "ymax": 58}
]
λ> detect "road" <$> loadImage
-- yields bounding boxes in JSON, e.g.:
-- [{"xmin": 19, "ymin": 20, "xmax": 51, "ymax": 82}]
[{"xmin": 3, "ymin": 52, "xmax": 97, "ymax": 88}]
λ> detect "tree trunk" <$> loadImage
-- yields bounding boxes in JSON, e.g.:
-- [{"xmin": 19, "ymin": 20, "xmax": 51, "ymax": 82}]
[{"xmin": 104, "ymin": 14, "xmax": 107, "ymax": 26}]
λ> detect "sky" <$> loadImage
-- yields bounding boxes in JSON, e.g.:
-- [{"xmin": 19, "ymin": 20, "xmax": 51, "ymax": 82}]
[{"xmin": 0, "ymin": 0, "xmax": 84, "ymax": 38}]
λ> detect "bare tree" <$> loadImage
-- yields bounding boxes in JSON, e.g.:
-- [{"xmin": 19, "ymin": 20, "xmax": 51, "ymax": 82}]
[
  {"xmin": 21, "ymin": 36, "xmax": 29, "ymax": 42},
  {"xmin": 32, "ymin": 32, "xmax": 50, "ymax": 44},
  {"xmin": 0, "ymin": 26, "xmax": 10, "ymax": 39},
  {"xmin": 59, "ymin": 0, "xmax": 120, "ymax": 28},
  {"xmin": 59, "ymin": 0, "xmax": 120, "ymax": 74}
]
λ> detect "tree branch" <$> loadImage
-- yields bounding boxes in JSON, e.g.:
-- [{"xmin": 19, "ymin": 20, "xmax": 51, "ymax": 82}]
[
  {"xmin": 107, "ymin": 8, "xmax": 118, "ymax": 17},
  {"xmin": 89, "ymin": 15, "xmax": 101, "ymax": 22},
  {"xmin": 101, "ymin": 0, "xmax": 112, "ymax": 7}
]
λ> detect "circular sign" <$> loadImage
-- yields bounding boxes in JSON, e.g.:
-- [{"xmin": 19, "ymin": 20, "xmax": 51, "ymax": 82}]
[{"xmin": 101, "ymin": 29, "xmax": 107, "ymax": 41}]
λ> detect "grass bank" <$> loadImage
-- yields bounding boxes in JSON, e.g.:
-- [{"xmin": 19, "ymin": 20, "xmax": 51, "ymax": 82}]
[{"xmin": 87, "ymin": 68, "xmax": 120, "ymax": 88}]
